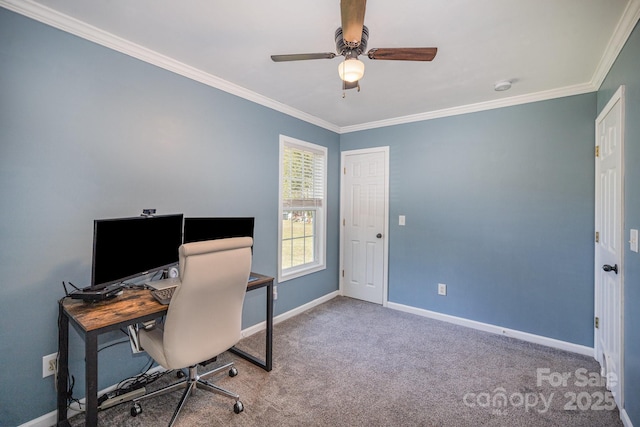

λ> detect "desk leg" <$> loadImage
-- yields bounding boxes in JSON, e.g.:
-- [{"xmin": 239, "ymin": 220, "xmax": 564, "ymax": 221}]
[
  {"xmin": 57, "ymin": 305, "xmax": 70, "ymax": 426},
  {"xmin": 85, "ymin": 332, "xmax": 99, "ymax": 427},
  {"xmin": 265, "ymin": 281, "xmax": 273, "ymax": 371},
  {"xmin": 230, "ymin": 281, "xmax": 274, "ymax": 371}
]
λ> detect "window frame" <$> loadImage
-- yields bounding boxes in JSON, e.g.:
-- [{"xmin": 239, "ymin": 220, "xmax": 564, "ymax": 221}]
[{"xmin": 278, "ymin": 135, "xmax": 327, "ymax": 282}]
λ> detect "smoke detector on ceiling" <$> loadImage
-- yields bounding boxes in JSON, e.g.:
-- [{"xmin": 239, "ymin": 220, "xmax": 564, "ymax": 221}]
[{"xmin": 494, "ymin": 81, "xmax": 512, "ymax": 92}]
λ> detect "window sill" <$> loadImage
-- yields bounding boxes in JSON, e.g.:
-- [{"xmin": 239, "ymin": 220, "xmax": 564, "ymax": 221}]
[{"xmin": 278, "ymin": 263, "xmax": 326, "ymax": 283}]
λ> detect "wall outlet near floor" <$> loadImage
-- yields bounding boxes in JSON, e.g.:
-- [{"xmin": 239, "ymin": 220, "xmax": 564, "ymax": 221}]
[
  {"xmin": 43, "ymin": 352, "xmax": 57, "ymax": 378},
  {"xmin": 438, "ymin": 283, "xmax": 447, "ymax": 296}
]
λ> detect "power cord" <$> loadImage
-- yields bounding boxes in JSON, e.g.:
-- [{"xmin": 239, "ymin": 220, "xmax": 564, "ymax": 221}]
[{"xmin": 97, "ymin": 359, "xmax": 173, "ymax": 406}]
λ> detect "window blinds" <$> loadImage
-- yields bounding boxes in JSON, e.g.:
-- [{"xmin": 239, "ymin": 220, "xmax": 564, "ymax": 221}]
[{"xmin": 282, "ymin": 144, "xmax": 325, "ymax": 209}]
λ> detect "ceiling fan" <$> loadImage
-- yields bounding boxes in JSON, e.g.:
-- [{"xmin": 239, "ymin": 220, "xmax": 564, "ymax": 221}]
[{"xmin": 270, "ymin": 0, "xmax": 438, "ymax": 91}]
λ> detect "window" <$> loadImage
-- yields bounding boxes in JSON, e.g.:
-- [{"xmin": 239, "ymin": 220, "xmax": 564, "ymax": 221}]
[{"xmin": 278, "ymin": 135, "xmax": 327, "ymax": 281}]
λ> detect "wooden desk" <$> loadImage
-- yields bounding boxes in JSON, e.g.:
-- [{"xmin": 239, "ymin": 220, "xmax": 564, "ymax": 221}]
[{"xmin": 56, "ymin": 273, "xmax": 273, "ymax": 427}]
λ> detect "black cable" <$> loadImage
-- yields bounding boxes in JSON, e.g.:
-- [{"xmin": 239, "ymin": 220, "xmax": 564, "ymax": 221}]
[
  {"xmin": 102, "ymin": 358, "xmax": 173, "ymax": 402},
  {"xmin": 97, "ymin": 338, "xmax": 130, "ymax": 353},
  {"xmin": 140, "ymin": 356, "xmax": 154, "ymax": 375},
  {"xmin": 123, "ymin": 282, "xmax": 144, "ymax": 289},
  {"xmin": 58, "ymin": 300, "xmax": 84, "ymax": 411},
  {"xmin": 67, "ymin": 375, "xmax": 83, "ymax": 411},
  {"xmin": 58, "ymin": 282, "xmax": 168, "ymax": 411}
]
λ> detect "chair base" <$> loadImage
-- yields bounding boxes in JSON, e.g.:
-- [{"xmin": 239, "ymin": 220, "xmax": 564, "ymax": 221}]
[{"xmin": 131, "ymin": 362, "xmax": 243, "ymax": 427}]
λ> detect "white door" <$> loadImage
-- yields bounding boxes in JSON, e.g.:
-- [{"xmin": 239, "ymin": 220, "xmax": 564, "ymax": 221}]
[
  {"xmin": 594, "ymin": 85, "xmax": 624, "ymax": 410},
  {"xmin": 341, "ymin": 148, "xmax": 389, "ymax": 304}
]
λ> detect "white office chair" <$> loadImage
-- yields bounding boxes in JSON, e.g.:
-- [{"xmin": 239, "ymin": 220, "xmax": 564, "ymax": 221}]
[{"xmin": 130, "ymin": 237, "xmax": 253, "ymax": 426}]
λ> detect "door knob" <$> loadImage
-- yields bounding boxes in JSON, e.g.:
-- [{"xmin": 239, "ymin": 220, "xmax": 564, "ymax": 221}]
[
  {"xmin": 602, "ymin": 264, "xmax": 618, "ymax": 274},
  {"xmin": 376, "ymin": 233, "xmax": 382, "ymax": 238}
]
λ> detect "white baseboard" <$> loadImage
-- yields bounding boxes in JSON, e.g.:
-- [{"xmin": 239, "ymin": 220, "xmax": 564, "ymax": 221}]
[
  {"xmin": 389, "ymin": 301, "xmax": 638, "ymax": 426},
  {"xmin": 621, "ymin": 407, "xmax": 634, "ymax": 427},
  {"xmin": 386, "ymin": 301, "xmax": 594, "ymax": 357},
  {"xmin": 20, "ymin": 366, "xmax": 167, "ymax": 427},
  {"xmin": 18, "ymin": 412, "xmax": 54, "ymax": 427},
  {"xmin": 27, "ymin": 292, "xmax": 607, "ymax": 427},
  {"xmin": 241, "ymin": 290, "xmax": 340, "ymax": 338},
  {"xmin": 22, "ymin": 291, "xmax": 340, "ymax": 427}
]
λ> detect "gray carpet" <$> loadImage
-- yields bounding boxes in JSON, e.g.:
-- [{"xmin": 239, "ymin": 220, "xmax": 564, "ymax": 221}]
[{"xmin": 70, "ymin": 296, "xmax": 623, "ymax": 426}]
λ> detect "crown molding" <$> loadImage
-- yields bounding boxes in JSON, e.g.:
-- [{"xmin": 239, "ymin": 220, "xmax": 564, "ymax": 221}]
[
  {"xmin": 590, "ymin": 0, "xmax": 640, "ymax": 89},
  {"xmin": 340, "ymin": 0, "xmax": 640, "ymax": 134},
  {"xmin": 2, "ymin": 0, "xmax": 637, "ymax": 135},
  {"xmin": 0, "ymin": 0, "xmax": 341, "ymax": 134},
  {"xmin": 339, "ymin": 82, "xmax": 597, "ymax": 134}
]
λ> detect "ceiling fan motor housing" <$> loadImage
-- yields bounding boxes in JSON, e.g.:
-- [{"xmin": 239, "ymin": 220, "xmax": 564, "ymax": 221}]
[{"xmin": 335, "ymin": 26, "xmax": 369, "ymax": 57}]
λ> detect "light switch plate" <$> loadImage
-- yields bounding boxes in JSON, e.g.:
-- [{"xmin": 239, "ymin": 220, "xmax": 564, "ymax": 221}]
[
  {"xmin": 399, "ymin": 215, "xmax": 405, "ymax": 226},
  {"xmin": 631, "ymin": 229, "xmax": 639, "ymax": 253}
]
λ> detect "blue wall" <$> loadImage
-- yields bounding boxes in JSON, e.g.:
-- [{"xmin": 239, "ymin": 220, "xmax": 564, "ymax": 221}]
[
  {"xmin": 0, "ymin": 9, "xmax": 339, "ymax": 425},
  {"xmin": 2, "ymin": 5, "xmax": 638, "ymax": 426},
  {"xmin": 597, "ymin": 20, "xmax": 640, "ymax": 426},
  {"xmin": 341, "ymin": 95, "xmax": 596, "ymax": 346}
]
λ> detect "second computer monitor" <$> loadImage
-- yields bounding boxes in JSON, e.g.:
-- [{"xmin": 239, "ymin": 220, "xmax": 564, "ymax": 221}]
[{"xmin": 183, "ymin": 217, "xmax": 255, "ymax": 245}]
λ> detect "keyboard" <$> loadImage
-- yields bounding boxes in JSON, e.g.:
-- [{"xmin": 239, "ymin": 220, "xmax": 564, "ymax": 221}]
[
  {"xmin": 151, "ymin": 286, "xmax": 177, "ymax": 305},
  {"xmin": 151, "ymin": 276, "xmax": 256, "ymax": 304}
]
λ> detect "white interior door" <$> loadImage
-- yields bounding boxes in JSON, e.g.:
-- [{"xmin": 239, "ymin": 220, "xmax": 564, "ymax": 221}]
[
  {"xmin": 341, "ymin": 148, "xmax": 389, "ymax": 304},
  {"xmin": 594, "ymin": 85, "xmax": 624, "ymax": 410}
]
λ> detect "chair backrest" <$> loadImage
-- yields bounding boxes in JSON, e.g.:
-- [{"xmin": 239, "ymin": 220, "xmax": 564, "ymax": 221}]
[{"xmin": 162, "ymin": 237, "xmax": 253, "ymax": 368}]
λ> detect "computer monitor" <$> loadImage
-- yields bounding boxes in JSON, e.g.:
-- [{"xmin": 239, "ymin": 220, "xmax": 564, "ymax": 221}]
[
  {"xmin": 183, "ymin": 217, "xmax": 255, "ymax": 245},
  {"xmin": 91, "ymin": 214, "xmax": 184, "ymax": 289}
]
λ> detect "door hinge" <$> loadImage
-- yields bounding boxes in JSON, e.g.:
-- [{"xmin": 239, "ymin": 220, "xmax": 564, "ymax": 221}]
[
  {"xmin": 344, "ymin": 167, "xmax": 346, "ymax": 175},
  {"xmin": 595, "ymin": 231, "xmax": 600, "ymax": 243},
  {"xmin": 342, "ymin": 270, "xmax": 344, "ymax": 277},
  {"xmin": 343, "ymin": 218, "xmax": 345, "ymax": 226},
  {"xmin": 595, "ymin": 145, "xmax": 600, "ymax": 157},
  {"xmin": 595, "ymin": 316, "xmax": 600, "ymax": 329}
]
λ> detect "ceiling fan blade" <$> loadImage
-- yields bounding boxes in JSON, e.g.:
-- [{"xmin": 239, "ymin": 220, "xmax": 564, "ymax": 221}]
[
  {"xmin": 367, "ymin": 47, "xmax": 438, "ymax": 61},
  {"xmin": 271, "ymin": 53, "xmax": 337, "ymax": 62},
  {"xmin": 341, "ymin": 0, "xmax": 367, "ymax": 47}
]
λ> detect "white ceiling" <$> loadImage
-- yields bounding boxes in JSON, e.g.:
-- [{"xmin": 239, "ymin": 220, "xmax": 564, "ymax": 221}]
[{"xmin": 4, "ymin": 0, "xmax": 640, "ymax": 132}]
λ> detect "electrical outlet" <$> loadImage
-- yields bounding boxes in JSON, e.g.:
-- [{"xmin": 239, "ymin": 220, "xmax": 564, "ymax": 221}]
[
  {"xmin": 631, "ymin": 229, "xmax": 639, "ymax": 253},
  {"xmin": 43, "ymin": 352, "xmax": 58, "ymax": 378},
  {"xmin": 438, "ymin": 283, "xmax": 447, "ymax": 296}
]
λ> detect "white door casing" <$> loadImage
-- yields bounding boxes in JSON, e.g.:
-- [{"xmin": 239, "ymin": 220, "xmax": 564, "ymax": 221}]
[
  {"xmin": 594, "ymin": 85, "xmax": 624, "ymax": 410},
  {"xmin": 340, "ymin": 147, "xmax": 389, "ymax": 305}
]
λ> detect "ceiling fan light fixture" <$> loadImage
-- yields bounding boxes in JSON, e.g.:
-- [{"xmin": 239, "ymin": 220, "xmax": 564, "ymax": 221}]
[{"xmin": 338, "ymin": 58, "xmax": 365, "ymax": 82}]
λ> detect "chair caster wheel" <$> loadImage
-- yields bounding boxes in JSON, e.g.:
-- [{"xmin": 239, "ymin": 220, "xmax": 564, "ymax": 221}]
[
  {"xmin": 229, "ymin": 367, "xmax": 238, "ymax": 377},
  {"xmin": 234, "ymin": 400, "xmax": 244, "ymax": 414},
  {"xmin": 131, "ymin": 402, "xmax": 142, "ymax": 417},
  {"xmin": 176, "ymin": 369, "xmax": 186, "ymax": 378}
]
